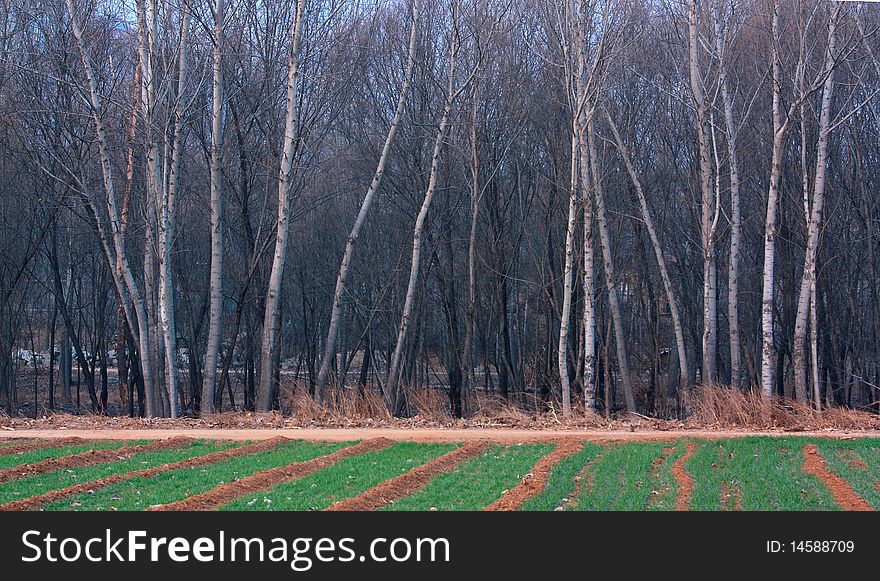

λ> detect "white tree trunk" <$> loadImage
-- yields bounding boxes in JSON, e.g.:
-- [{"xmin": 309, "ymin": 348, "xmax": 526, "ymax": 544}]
[
  {"xmin": 257, "ymin": 0, "xmax": 306, "ymax": 412},
  {"xmin": 67, "ymin": 0, "xmax": 156, "ymax": 416},
  {"xmin": 314, "ymin": 0, "xmax": 421, "ymax": 403},
  {"xmin": 688, "ymin": 0, "xmax": 717, "ymax": 382},
  {"xmin": 793, "ymin": 5, "xmax": 839, "ymax": 404},
  {"xmin": 588, "ymin": 122, "xmax": 635, "ymax": 412},
  {"xmin": 386, "ymin": 2, "xmax": 474, "ymax": 414},
  {"xmin": 605, "ymin": 110, "xmax": 689, "ymax": 393},
  {"xmin": 558, "ymin": 131, "xmax": 579, "ymax": 417},
  {"xmin": 714, "ymin": 4, "xmax": 742, "ymax": 389},
  {"xmin": 203, "ymin": 0, "xmax": 226, "ymax": 415},
  {"xmin": 761, "ymin": 4, "xmax": 788, "ymax": 400}
]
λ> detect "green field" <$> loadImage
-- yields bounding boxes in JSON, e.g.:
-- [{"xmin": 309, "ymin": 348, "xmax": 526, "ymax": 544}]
[{"xmin": 1, "ymin": 436, "xmax": 878, "ymax": 511}]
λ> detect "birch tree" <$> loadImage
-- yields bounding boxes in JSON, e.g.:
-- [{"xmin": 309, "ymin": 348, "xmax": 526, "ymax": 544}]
[
  {"xmin": 202, "ymin": 0, "xmax": 226, "ymax": 415},
  {"xmin": 605, "ymin": 109, "xmax": 689, "ymax": 394},
  {"xmin": 792, "ymin": 2, "xmax": 841, "ymax": 405},
  {"xmin": 385, "ymin": 0, "xmax": 478, "ymax": 415},
  {"xmin": 257, "ymin": 0, "xmax": 306, "ymax": 412},
  {"xmin": 314, "ymin": 0, "xmax": 421, "ymax": 404}
]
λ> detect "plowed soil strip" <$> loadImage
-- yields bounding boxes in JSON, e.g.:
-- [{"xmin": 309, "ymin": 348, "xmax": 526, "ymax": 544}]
[
  {"xmin": 0, "ymin": 437, "xmax": 288, "ymax": 511},
  {"xmin": 0, "ymin": 438, "xmax": 190, "ymax": 483},
  {"xmin": 672, "ymin": 441, "xmax": 698, "ymax": 511},
  {"xmin": 325, "ymin": 442, "xmax": 487, "ymax": 511},
  {"xmin": 151, "ymin": 438, "xmax": 394, "ymax": 511},
  {"xmin": 802, "ymin": 444, "xmax": 873, "ymax": 511},
  {"xmin": 837, "ymin": 449, "xmax": 867, "ymax": 471},
  {"xmin": 562, "ymin": 451, "xmax": 606, "ymax": 510},
  {"xmin": 646, "ymin": 446, "xmax": 675, "ymax": 509},
  {"xmin": 0, "ymin": 438, "xmax": 83, "ymax": 457},
  {"xmin": 721, "ymin": 482, "xmax": 742, "ymax": 511},
  {"xmin": 485, "ymin": 440, "xmax": 583, "ymax": 511}
]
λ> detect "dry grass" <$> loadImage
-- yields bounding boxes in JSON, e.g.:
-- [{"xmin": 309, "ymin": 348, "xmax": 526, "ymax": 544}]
[
  {"xmin": 1, "ymin": 382, "xmax": 877, "ymax": 432},
  {"xmin": 685, "ymin": 385, "xmax": 880, "ymax": 431}
]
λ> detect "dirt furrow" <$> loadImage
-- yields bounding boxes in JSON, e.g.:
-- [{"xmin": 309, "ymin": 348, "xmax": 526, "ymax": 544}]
[
  {"xmin": 837, "ymin": 449, "xmax": 867, "ymax": 471},
  {"xmin": 645, "ymin": 446, "xmax": 675, "ymax": 509},
  {"xmin": 0, "ymin": 437, "xmax": 290, "ymax": 511},
  {"xmin": 485, "ymin": 440, "xmax": 583, "ymax": 511},
  {"xmin": 150, "ymin": 438, "xmax": 394, "ymax": 511},
  {"xmin": 0, "ymin": 438, "xmax": 84, "ymax": 457},
  {"xmin": 672, "ymin": 441, "xmax": 698, "ymax": 511},
  {"xmin": 802, "ymin": 444, "xmax": 872, "ymax": 511},
  {"xmin": 326, "ymin": 441, "xmax": 488, "ymax": 511},
  {"xmin": 0, "ymin": 437, "xmax": 191, "ymax": 483},
  {"xmin": 560, "ymin": 449, "xmax": 606, "ymax": 511}
]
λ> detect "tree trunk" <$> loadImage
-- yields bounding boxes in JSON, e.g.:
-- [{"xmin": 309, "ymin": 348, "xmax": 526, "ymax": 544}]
[
  {"xmin": 315, "ymin": 0, "xmax": 421, "ymax": 403},
  {"xmin": 203, "ymin": 0, "xmax": 226, "ymax": 415},
  {"xmin": 257, "ymin": 0, "xmax": 306, "ymax": 412},
  {"xmin": 588, "ymin": 122, "xmax": 635, "ymax": 412},
  {"xmin": 793, "ymin": 5, "xmax": 839, "ymax": 404}
]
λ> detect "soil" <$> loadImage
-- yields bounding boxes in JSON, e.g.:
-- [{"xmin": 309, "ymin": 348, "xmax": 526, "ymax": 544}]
[
  {"xmin": 0, "ymin": 437, "xmax": 289, "ymax": 511},
  {"xmin": 721, "ymin": 482, "xmax": 742, "ymax": 511},
  {"xmin": 645, "ymin": 446, "xmax": 675, "ymax": 508},
  {"xmin": 560, "ymin": 448, "xmax": 606, "ymax": 510},
  {"xmin": 837, "ymin": 449, "xmax": 867, "ymax": 471},
  {"xmin": 672, "ymin": 441, "xmax": 698, "ymax": 511},
  {"xmin": 801, "ymin": 444, "xmax": 873, "ymax": 511},
  {"xmin": 1, "ymin": 428, "xmax": 879, "ymax": 444},
  {"xmin": 326, "ymin": 441, "xmax": 488, "ymax": 511},
  {"xmin": 0, "ymin": 437, "xmax": 83, "ymax": 456},
  {"xmin": 485, "ymin": 439, "xmax": 584, "ymax": 511},
  {"xmin": 0, "ymin": 437, "xmax": 191, "ymax": 484},
  {"xmin": 150, "ymin": 438, "xmax": 395, "ymax": 511}
]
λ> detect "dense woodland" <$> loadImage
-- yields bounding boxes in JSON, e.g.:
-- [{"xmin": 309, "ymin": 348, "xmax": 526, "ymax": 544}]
[{"xmin": 0, "ymin": 0, "xmax": 879, "ymax": 419}]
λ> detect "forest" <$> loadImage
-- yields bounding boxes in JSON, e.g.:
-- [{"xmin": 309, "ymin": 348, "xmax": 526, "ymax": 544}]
[{"xmin": 0, "ymin": 0, "xmax": 878, "ymax": 421}]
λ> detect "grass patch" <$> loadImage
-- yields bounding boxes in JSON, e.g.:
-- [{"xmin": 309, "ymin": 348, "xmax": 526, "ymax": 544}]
[
  {"xmin": 519, "ymin": 443, "xmax": 604, "ymax": 511},
  {"xmin": 48, "ymin": 441, "xmax": 345, "ymax": 511},
  {"xmin": 222, "ymin": 442, "xmax": 454, "ymax": 511},
  {"xmin": 384, "ymin": 443, "xmax": 554, "ymax": 511},
  {"xmin": 0, "ymin": 440, "xmax": 139, "ymax": 470},
  {"xmin": 3, "ymin": 441, "xmax": 238, "ymax": 507},
  {"xmin": 815, "ymin": 439, "xmax": 880, "ymax": 510},
  {"xmin": 687, "ymin": 437, "xmax": 838, "ymax": 511},
  {"xmin": 571, "ymin": 442, "xmax": 681, "ymax": 511}
]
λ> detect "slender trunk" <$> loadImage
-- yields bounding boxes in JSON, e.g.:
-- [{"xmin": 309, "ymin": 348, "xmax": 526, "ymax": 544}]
[
  {"xmin": 605, "ymin": 110, "xmax": 689, "ymax": 394},
  {"xmin": 257, "ymin": 0, "xmax": 306, "ymax": 412},
  {"xmin": 588, "ymin": 123, "xmax": 635, "ymax": 412},
  {"xmin": 558, "ymin": 131, "xmax": 578, "ymax": 417},
  {"xmin": 203, "ymin": 0, "xmax": 226, "ymax": 415},
  {"xmin": 793, "ymin": 6, "xmax": 838, "ymax": 404},
  {"xmin": 714, "ymin": 6, "xmax": 742, "ymax": 389},
  {"xmin": 386, "ymin": 6, "xmax": 469, "ymax": 414},
  {"xmin": 67, "ymin": 0, "xmax": 156, "ymax": 416},
  {"xmin": 688, "ymin": 0, "xmax": 717, "ymax": 382},
  {"xmin": 761, "ymin": 4, "xmax": 788, "ymax": 400},
  {"xmin": 315, "ymin": 0, "xmax": 421, "ymax": 402},
  {"xmin": 461, "ymin": 82, "xmax": 480, "ymax": 414}
]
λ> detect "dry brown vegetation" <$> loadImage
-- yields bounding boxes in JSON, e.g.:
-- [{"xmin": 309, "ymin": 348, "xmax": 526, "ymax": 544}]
[{"xmin": 1, "ymin": 385, "xmax": 878, "ymax": 433}]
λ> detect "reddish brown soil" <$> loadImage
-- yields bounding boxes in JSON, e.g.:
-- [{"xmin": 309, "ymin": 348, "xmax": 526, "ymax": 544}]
[
  {"xmin": 326, "ymin": 441, "xmax": 488, "ymax": 511},
  {"xmin": 802, "ymin": 444, "xmax": 873, "ymax": 511},
  {"xmin": 150, "ymin": 438, "xmax": 394, "ymax": 511},
  {"xmin": 837, "ymin": 449, "xmax": 867, "ymax": 471},
  {"xmin": 560, "ymin": 448, "xmax": 607, "ymax": 510},
  {"xmin": 0, "ymin": 437, "xmax": 83, "ymax": 456},
  {"xmin": 0, "ymin": 437, "xmax": 190, "ymax": 483},
  {"xmin": 0, "ymin": 437, "xmax": 289, "ymax": 511},
  {"xmin": 485, "ymin": 440, "xmax": 584, "ymax": 511},
  {"xmin": 672, "ymin": 441, "xmax": 698, "ymax": 511},
  {"xmin": 721, "ymin": 482, "xmax": 742, "ymax": 511},
  {"xmin": 645, "ymin": 446, "xmax": 675, "ymax": 508}
]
